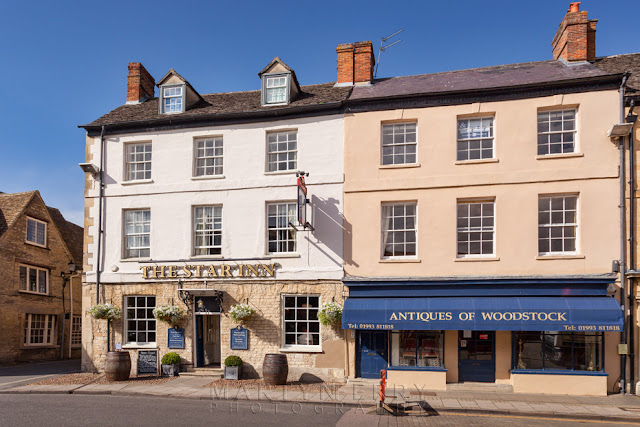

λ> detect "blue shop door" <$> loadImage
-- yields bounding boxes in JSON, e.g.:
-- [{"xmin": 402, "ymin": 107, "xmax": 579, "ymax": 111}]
[
  {"xmin": 357, "ymin": 331, "xmax": 388, "ymax": 378},
  {"xmin": 459, "ymin": 331, "xmax": 495, "ymax": 382}
]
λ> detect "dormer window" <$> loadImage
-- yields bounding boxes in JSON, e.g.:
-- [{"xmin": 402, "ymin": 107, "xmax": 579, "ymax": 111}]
[
  {"xmin": 264, "ymin": 74, "xmax": 289, "ymax": 104},
  {"xmin": 160, "ymin": 84, "xmax": 185, "ymax": 114}
]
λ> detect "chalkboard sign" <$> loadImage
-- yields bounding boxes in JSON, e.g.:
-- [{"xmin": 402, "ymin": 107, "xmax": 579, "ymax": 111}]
[
  {"xmin": 137, "ymin": 350, "xmax": 158, "ymax": 374},
  {"xmin": 230, "ymin": 327, "xmax": 249, "ymax": 350},
  {"xmin": 168, "ymin": 328, "xmax": 185, "ymax": 349}
]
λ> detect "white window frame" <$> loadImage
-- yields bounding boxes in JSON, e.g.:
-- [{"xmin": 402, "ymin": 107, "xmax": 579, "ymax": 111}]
[
  {"xmin": 24, "ymin": 314, "xmax": 56, "ymax": 347},
  {"xmin": 538, "ymin": 194, "xmax": 579, "ymax": 256},
  {"xmin": 456, "ymin": 116, "xmax": 494, "ymax": 161},
  {"xmin": 124, "ymin": 295, "xmax": 157, "ymax": 347},
  {"xmin": 381, "ymin": 122, "xmax": 418, "ymax": 165},
  {"xmin": 123, "ymin": 209, "xmax": 151, "ymax": 259},
  {"xmin": 159, "ymin": 84, "xmax": 185, "ymax": 114},
  {"xmin": 281, "ymin": 294, "xmax": 321, "ymax": 351},
  {"xmin": 19, "ymin": 264, "xmax": 49, "ymax": 294},
  {"xmin": 266, "ymin": 202, "xmax": 297, "ymax": 254},
  {"xmin": 266, "ymin": 130, "xmax": 297, "ymax": 173},
  {"xmin": 381, "ymin": 202, "xmax": 418, "ymax": 259},
  {"xmin": 26, "ymin": 217, "xmax": 47, "ymax": 247},
  {"xmin": 71, "ymin": 315, "xmax": 82, "ymax": 346},
  {"xmin": 262, "ymin": 73, "xmax": 290, "ymax": 106},
  {"xmin": 456, "ymin": 200, "xmax": 495, "ymax": 258},
  {"xmin": 194, "ymin": 137, "xmax": 224, "ymax": 177},
  {"xmin": 537, "ymin": 109, "xmax": 577, "ymax": 156},
  {"xmin": 193, "ymin": 205, "xmax": 223, "ymax": 256},
  {"xmin": 124, "ymin": 142, "xmax": 152, "ymax": 182}
]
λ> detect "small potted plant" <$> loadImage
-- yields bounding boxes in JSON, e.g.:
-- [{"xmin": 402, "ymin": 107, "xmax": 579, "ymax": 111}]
[
  {"xmin": 153, "ymin": 305, "xmax": 185, "ymax": 327},
  {"xmin": 224, "ymin": 355, "xmax": 243, "ymax": 380},
  {"xmin": 318, "ymin": 301, "xmax": 343, "ymax": 326},
  {"xmin": 161, "ymin": 352, "xmax": 181, "ymax": 376},
  {"xmin": 229, "ymin": 303, "xmax": 256, "ymax": 324}
]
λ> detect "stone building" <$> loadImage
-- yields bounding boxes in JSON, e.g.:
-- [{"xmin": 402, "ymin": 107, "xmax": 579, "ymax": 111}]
[
  {"xmin": 0, "ymin": 191, "xmax": 83, "ymax": 365},
  {"xmin": 79, "ymin": 58, "xmax": 350, "ymax": 379}
]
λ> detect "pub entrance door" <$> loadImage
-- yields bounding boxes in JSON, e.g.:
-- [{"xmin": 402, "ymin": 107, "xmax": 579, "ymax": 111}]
[
  {"xmin": 458, "ymin": 331, "xmax": 495, "ymax": 382},
  {"xmin": 195, "ymin": 314, "xmax": 221, "ymax": 367}
]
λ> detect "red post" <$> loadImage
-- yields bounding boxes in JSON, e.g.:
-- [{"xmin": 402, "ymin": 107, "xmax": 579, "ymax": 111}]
[{"xmin": 379, "ymin": 369, "xmax": 386, "ymax": 405}]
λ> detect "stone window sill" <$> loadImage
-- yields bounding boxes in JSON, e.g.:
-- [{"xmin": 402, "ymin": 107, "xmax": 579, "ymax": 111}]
[
  {"xmin": 267, "ymin": 253, "xmax": 300, "ymax": 259},
  {"xmin": 278, "ymin": 347, "xmax": 323, "ymax": 354},
  {"xmin": 120, "ymin": 258, "xmax": 152, "ymax": 263},
  {"xmin": 536, "ymin": 254, "xmax": 585, "ymax": 260},
  {"xmin": 121, "ymin": 344, "xmax": 158, "ymax": 350},
  {"xmin": 379, "ymin": 258, "xmax": 421, "ymax": 263},
  {"xmin": 454, "ymin": 257, "xmax": 500, "ymax": 262},
  {"xmin": 191, "ymin": 175, "xmax": 225, "ymax": 181},
  {"xmin": 18, "ymin": 290, "xmax": 52, "ymax": 297},
  {"xmin": 536, "ymin": 153, "xmax": 583, "ymax": 160},
  {"xmin": 121, "ymin": 179, "xmax": 154, "ymax": 186},
  {"xmin": 455, "ymin": 158, "xmax": 499, "ymax": 165},
  {"xmin": 21, "ymin": 345, "xmax": 59, "ymax": 350},
  {"xmin": 264, "ymin": 170, "xmax": 297, "ymax": 176},
  {"xmin": 379, "ymin": 163, "xmax": 421, "ymax": 170}
]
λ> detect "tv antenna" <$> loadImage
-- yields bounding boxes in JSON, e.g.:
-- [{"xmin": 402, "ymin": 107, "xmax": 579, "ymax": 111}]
[{"xmin": 374, "ymin": 29, "xmax": 404, "ymax": 79}]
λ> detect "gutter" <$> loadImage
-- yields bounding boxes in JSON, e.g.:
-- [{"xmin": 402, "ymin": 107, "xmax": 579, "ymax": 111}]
[{"xmin": 96, "ymin": 125, "xmax": 105, "ymax": 305}]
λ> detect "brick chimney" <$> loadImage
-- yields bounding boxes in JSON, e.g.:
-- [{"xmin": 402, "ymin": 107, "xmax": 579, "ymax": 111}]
[
  {"xmin": 127, "ymin": 62, "xmax": 155, "ymax": 104},
  {"xmin": 336, "ymin": 41, "xmax": 375, "ymax": 86},
  {"xmin": 552, "ymin": 2, "xmax": 597, "ymax": 62}
]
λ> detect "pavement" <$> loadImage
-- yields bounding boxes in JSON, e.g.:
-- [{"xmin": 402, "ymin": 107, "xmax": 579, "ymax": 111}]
[
  {"xmin": 1, "ymin": 374, "xmax": 640, "ymax": 423},
  {"xmin": 0, "ymin": 359, "xmax": 80, "ymax": 390}
]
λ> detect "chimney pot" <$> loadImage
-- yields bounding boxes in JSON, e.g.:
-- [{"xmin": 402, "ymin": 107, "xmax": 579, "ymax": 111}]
[{"xmin": 569, "ymin": 2, "xmax": 580, "ymax": 13}]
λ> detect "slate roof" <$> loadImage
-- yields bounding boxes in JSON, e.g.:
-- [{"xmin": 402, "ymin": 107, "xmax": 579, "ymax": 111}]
[
  {"xmin": 47, "ymin": 207, "xmax": 84, "ymax": 266},
  {"xmin": 349, "ymin": 59, "xmax": 618, "ymax": 101},
  {"xmin": 593, "ymin": 53, "xmax": 640, "ymax": 98},
  {"xmin": 0, "ymin": 191, "xmax": 37, "ymax": 238},
  {"xmin": 82, "ymin": 82, "xmax": 352, "ymax": 130}
]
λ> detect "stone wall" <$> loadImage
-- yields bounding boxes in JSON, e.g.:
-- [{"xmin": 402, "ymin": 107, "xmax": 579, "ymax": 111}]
[
  {"xmin": 82, "ymin": 279, "xmax": 346, "ymax": 381},
  {"xmin": 0, "ymin": 194, "xmax": 82, "ymax": 365}
]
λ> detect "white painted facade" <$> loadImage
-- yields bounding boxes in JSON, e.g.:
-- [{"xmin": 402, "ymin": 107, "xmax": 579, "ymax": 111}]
[{"xmin": 84, "ymin": 114, "xmax": 345, "ymax": 283}]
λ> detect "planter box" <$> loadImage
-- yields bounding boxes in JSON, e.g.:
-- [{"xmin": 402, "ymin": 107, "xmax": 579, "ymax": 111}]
[
  {"xmin": 161, "ymin": 363, "xmax": 180, "ymax": 377},
  {"xmin": 225, "ymin": 366, "xmax": 240, "ymax": 380}
]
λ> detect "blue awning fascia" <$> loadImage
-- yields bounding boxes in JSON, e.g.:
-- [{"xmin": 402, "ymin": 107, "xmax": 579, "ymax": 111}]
[{"xmin": 341, "ymin": 296, "xmax": 622, "ymax": 332}]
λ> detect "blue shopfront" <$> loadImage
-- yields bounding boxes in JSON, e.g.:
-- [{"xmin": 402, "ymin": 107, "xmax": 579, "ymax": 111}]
[{"xmin": 343, "ymin": 277, "xmax": 623, "ymax": 395}]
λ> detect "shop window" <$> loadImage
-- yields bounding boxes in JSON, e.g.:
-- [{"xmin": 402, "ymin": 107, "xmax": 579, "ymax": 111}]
[
  {"xmin": 513, "ymin": 331, "xmax": 602, "ymax": 372},
  {"xmin": 282, "ymin": 295, "xmax": 320, "ymax": 348},
  {"xmin": 24, "ymin": 314, "xmax": 56, "ymax": 346},
  {"xmin": 125, "ymin": 296, "xmax": 156, "ymax": 345},
  {"xmin": 391, "ymin": 331, "xmax": 443, "ymax": 368},
  {"xmin": 381, "ymin": 202, "xmax": 417, "ymax": 258}
]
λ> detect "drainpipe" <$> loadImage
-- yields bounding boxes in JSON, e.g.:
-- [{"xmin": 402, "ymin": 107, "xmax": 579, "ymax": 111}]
[
  {"xmin": 628, "ymin": 99, "xmax": 637, "ymax": 393},
  {"xmin": 620, "ymin": 75, "xmax": 629, "ymax": 394},
  {"xmin": 96, "ymin": 125, "xmax": 105, "ymax": 305}
]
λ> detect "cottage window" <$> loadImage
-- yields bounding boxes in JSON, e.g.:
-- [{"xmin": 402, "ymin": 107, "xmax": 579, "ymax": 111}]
[
  {"xmin": 537, "ymin": 109, "xmax": 576, "ymax": 155},
  {"xmin": 381, "ymin": 202, "xmax": 417, "ymax": 258},
  {"xmin": 538, "ymin": 195, "xmax": 578, "ymax": 255},
  {"xmin": 123, "ymin": 209, "xmax": 150, "ymax": 259},
  {"xmin": 19, "ymin": 265, "xmax": 48, "ymax": 294},
  {"xmin": 125, "ymin": 143, "xmax": 152, "ymax": 181},
  {"xmin": 24, "ymin": 314, "xmax": 56, "ymax": 346},
  {"xmin": 282, "ymin": 295, "xmax": 320, "ymax": 348},
  {"xmin": 457, "ymin": 117, "xmax": 494, "ymax": 161},
  {"xmin": 194, "ymin": 137, "xmax": 223, "ymax": 177},
  {"xmin": 381, "ymin": 122, "xmax": 417, "ymax": 165},
  {"xmin": 267, "ymin": 202, "xmax": 297, "ymax": 253},
  {"xmin": 26, "ymin": 217, "xmax": 47, "ymax": 247},
  {"xmin": 125, "ymin": 296, "xmax": 156, "ymax": 345},
  {"xmin": 194, "ymin": 206, "xmax": 222, "ymax": 256},
  {"xmin": 457, "ymin": 200, "xmax": 495, "ymax": 257}
]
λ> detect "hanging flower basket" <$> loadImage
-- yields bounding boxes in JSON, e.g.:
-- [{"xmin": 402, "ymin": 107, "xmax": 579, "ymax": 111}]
[
  {"xmin": 87, "ymin": 303, "xmax": 121, "ymax": 320},
  {"xmin": 153, "ymin": 306, "xmax": 185, "ymax": 326},
  {"xmin": 318, "ymin": 301, "xmax": 342, "ymax": 326},
  {"xmin": 229, "ymin": 303, "xmax": 256, "ymax": 324}
]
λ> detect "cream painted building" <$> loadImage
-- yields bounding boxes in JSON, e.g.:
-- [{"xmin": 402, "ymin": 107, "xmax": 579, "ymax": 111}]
[
  {"xmin": 340, "ymin": 5, "xmax": 627, "ymax": 396},
  {"xmin": 79, "ymin": 59, "xmax": 350, "ymax": 379}
]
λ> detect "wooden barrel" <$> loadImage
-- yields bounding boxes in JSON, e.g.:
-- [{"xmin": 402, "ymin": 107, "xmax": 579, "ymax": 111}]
[
  {"xmin": 263, "ymin": 354, "xmax": 288, "ymax": 385},
  {"xmin": 105, "ymin": 351, "xmax": 131, "ymax": 381}
]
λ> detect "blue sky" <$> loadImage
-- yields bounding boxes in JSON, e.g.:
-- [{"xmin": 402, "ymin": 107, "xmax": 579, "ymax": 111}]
[{"xmin": 0, "ymin": 0, "xmax": 636, "ymax": 226}]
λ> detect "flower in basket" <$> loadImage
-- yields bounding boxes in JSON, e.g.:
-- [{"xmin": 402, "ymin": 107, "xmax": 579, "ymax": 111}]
[
  {"xmin": 87, "ymin": 303, "xmax": 121, "ymax": 320},
  {"xmin": 229, "ymin": 303, "xmax": 256, "ymax": 323},
  {"xmin": 153, "ymin": 305, "xmax": 185, "ymax": 326},
  {"xmin": 318, "ymin": 301, "xmax": 342, "ymax": 326}
]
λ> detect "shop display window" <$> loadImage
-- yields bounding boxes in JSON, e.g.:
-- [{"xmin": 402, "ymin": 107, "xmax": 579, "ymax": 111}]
[
  {"xmin": 391, "ymin": 331, "xmax": 443, "ymax": 368},
  {"xmin": 513, "ymin": 331, "xmax": 602, "ymax": 372}
]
